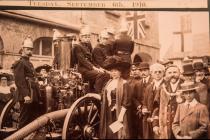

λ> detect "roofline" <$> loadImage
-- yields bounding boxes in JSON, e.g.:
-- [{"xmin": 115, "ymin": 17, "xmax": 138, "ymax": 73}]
[{"xmin": 0, "ymin": 10, "xmax": 80, "ymax": 32}]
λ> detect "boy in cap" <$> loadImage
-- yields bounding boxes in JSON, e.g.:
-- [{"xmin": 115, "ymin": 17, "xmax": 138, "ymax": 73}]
[
  {"xmin": 12, "ymin": 36, "xmax": 42, "ymax": 128},
  {"xmin": 172, "ymin": 81, "xmax": 209, "ymax": 139}
]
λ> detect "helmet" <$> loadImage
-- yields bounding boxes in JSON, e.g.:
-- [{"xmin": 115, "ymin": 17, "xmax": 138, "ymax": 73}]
[
  {"xmin": 22, "ymin": 35, "xmax": 33, "ymax": 49},
  {"xmin": 80, "ymin": 25, "xmax": 91, "ymax": 36}
]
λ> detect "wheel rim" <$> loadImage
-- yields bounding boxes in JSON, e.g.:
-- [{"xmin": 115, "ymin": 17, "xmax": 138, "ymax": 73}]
[{"xmin": 62, "ymin": 96, "xmax": 101, "ymax": 139}]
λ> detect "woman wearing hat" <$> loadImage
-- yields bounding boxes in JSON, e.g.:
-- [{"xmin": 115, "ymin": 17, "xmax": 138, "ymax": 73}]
[
  {"xmin": 0, "ymin": 73, "xmax": 13, "ymax": 113},
  {"xmin": 172, "ymin": 81, "xmax": 209, "ymax": 139},
  {"xmin": 99, "ymin": 56, "xmax": 131, "ymax": 139}
]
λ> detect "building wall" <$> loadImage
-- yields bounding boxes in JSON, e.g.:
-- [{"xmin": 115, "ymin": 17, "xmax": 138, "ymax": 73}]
[
  {"xmin": 132, "ymin": 12, "xmax": 160, "ymax": 63},
  {"xmin": 0, "ymin": 15, "xmax": 75, "ymax": 69},
  {"xmin": 0, "ymin": 10, "xmax": 160, "ymax": 69}
]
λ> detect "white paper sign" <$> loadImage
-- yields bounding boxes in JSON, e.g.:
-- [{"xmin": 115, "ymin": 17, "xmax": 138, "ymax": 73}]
[{"xmin": 109, "ymin": 121, "xmax": 123, "ymax": 133}]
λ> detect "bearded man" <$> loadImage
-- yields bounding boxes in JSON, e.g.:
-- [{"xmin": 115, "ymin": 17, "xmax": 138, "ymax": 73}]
[{"xmin": 152, "ymin": 65, "xmax": 184, "ymax": 139}]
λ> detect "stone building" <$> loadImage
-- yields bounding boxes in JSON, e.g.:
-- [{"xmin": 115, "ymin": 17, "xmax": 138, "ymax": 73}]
[
  {"xmin": 160, "ymin": 12, "xmax": 209, "ymax": 67},
  {"xmin": 0, "ymin": 10, "xmax": 160, "ymax": 70}
]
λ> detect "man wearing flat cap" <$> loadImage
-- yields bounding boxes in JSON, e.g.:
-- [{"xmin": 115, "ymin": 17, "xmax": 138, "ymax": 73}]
[
  {"xmin": 152, "ymin": 65, "xmax": 184, "ymax": 139},
  {"xmin": 142, "ymin": 63, "xmax": 165, "ymax": 139},
  {"xmin": 172, "ymin": 81, "xmax": 209, "ymax": 139},
  {"xmin": 12, "ymin": 36, "xmax": 42, "ymax": 128}
]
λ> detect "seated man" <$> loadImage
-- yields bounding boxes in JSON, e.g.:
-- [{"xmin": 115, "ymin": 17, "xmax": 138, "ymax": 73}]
[
  {"xmin": 0, "ymin": 73, "xmax": 13, "ymax": 113},
  {"xmin": 73, "ymin": 26, "xmax": 110, "ymax": 93}
]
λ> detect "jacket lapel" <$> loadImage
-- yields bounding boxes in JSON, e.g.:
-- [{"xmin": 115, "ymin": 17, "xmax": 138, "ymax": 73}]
[{"xmin": 180, "ymin": 103, "xmax": 197, "ymax": 121}]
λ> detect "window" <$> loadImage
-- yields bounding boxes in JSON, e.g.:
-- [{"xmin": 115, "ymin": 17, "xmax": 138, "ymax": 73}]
[{"xmin": 33, "ymin": 37, "xmax": 53, "ymax": 56}]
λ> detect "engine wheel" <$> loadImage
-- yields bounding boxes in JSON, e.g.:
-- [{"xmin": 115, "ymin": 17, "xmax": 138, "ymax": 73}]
[
  {"xmin": 0, "ymin": 99, "xmax": 20, "ymax": 138},
  {"xmin": 62, "ymin": 93, "xmax": 101, "ymax": 139}
]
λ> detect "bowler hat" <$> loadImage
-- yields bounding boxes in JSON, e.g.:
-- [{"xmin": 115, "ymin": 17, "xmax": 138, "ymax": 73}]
[
  {"xmin": 139, "ymin": 62, "xmax": 149, "ymax": 70},
  {"xmin": 193, "ymin": 62, "xmax": 204, "ymax": 71},
  {"xmin": 104, "ymin": 56, "xmax": 130, "ymax": 71},
  {"xmin": 182, "ymin": 64, "xmax": 194, "ymax": 75},
  {"xmin": 35, "ymin": 64, "xmax": 52, "ymax": 73},
  {"xmin": 178, "ymin": 81, "xmax": 198, "ymax": 92}
]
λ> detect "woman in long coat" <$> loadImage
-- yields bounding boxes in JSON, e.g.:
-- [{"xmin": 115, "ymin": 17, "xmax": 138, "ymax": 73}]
[{"xmin": 99, "ymin": 56, "xmax": 131, "ymax": 139}]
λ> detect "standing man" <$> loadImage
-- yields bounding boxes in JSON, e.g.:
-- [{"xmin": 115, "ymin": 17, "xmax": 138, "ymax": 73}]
[
  {"xmin": 131, "ymin": 62, "xmax": 152, "ymax": 138},
  {"xmin": 12, "ymin": 36, "xmax": 41, "ymax": 128},
  {"xmin": 152, "ymin": 65, "xmax": 184, "ymax": 139},
  {"xmin": 142, "ymin": 63, "xmax": 165, "ymax": 139},
  {"xmin": 193, "ymin": 62, "xmax": 209, "ymax": 107},
  {"xmin": 127, "ymin": 63, "xmax": 141, "ymax": 138}
]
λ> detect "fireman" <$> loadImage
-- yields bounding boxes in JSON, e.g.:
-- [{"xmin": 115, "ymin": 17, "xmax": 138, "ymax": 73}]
[{"xmin": 12, "ymin": 36, "xmax": 42, "ymax": 128}]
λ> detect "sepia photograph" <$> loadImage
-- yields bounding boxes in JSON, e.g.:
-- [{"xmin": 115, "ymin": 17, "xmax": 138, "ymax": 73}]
[{"xmin": 0, "ymin": 0, "xmax": 209, "ymax": 139}]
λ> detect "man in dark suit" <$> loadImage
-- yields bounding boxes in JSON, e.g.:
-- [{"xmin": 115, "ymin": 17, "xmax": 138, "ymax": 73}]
[
  {"xmin": 74, "ymin": 26, "xmax": 110, "ymax": 93},
  {"xmin": 130, "ymin": 62, "xmax": 152, "ymax": 138},
  {"xmin": 12, "ymin": 36, "xmax": 42, "ymax": 128},
  {"xmin": 127, "ymin": 63, "xmax": 141, "ymax": 138}
]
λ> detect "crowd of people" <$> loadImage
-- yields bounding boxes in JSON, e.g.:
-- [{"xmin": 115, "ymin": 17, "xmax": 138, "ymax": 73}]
[{"xmin": 0, "ymin": 24, "xmax": 210, "ymax": 139}]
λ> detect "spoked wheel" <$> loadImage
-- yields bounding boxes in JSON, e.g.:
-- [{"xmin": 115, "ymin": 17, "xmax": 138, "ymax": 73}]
[
  {"xmin": 62, "ymin": 93, "xmax": 101, "ymax": 139},
  {"xmin": 0, "ymin": 99, "xmax": 20, "ymax": 138}
]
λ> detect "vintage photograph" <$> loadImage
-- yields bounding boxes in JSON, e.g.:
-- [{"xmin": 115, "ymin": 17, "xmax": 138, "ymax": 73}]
[{"xmin": 0, "ymin": 7, "xmax": 209, "ymax": 139}]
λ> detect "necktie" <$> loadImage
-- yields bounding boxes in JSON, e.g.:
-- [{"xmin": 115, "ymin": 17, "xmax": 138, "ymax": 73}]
[{"xmin": 186, "ymin": 103, "xmax": 190, "ymax": 112}]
